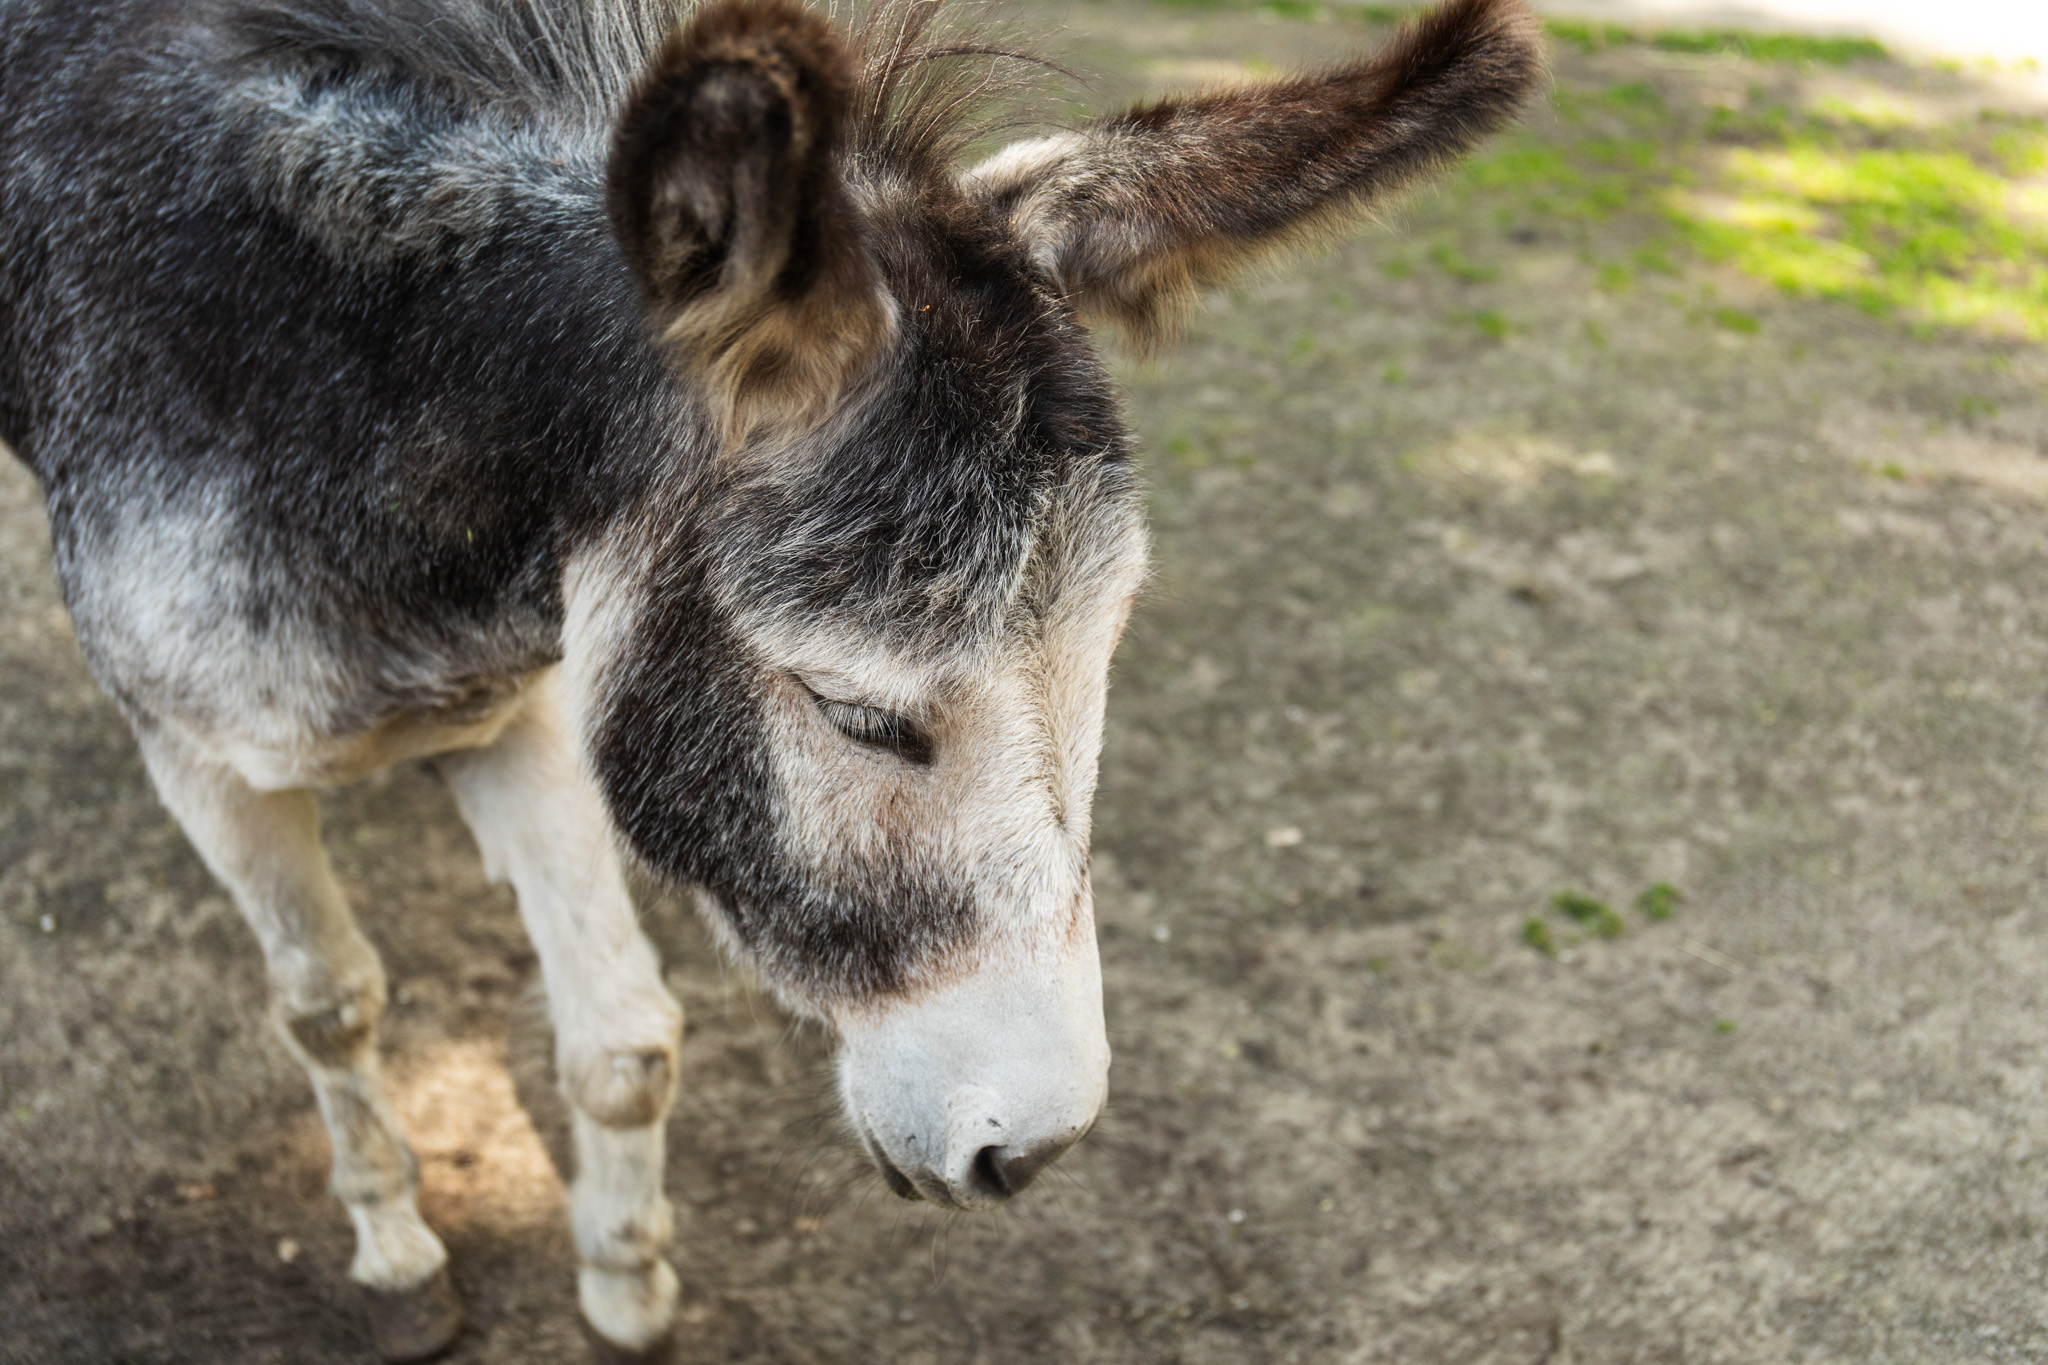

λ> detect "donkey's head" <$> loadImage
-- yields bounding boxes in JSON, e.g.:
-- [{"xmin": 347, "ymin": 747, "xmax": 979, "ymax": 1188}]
[{"xmin": 570, "ymin": 0, "xmax": 1540, "ymax": 1208}]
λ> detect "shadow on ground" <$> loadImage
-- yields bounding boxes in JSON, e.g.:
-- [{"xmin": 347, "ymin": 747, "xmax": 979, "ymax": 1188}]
[{"xmin": 6, "ymin": 5, "xmax": 2048, "ymax": 1362}]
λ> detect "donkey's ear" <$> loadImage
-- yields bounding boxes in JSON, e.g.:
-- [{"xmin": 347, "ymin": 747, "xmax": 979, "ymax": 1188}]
[
  {"xmin": 960, "ymin": 0, "xmax": 1543, "ymax": 349},
  {"xmin": 609, "ymin": 0, "xmax": 892, "ymax": 441}
]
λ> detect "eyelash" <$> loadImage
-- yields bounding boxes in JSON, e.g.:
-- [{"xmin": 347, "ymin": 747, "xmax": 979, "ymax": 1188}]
[{"xmin": 807, "ymin": 689, "xmax": 935, "ymax": 766}]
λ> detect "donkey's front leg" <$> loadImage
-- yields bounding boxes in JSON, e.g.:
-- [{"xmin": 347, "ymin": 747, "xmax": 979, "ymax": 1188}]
[
  {"xmin": 440, "ymin": 671, "xmax": 683, "ymax": 1354},
  {"xmin": 137, "ymin": 730, "xmax": 461, "ymax": 1362}
]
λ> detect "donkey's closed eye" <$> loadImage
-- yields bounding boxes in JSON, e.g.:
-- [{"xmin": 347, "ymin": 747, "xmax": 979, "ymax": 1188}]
[{"xmin": 806, "ymin": 685, "xmax": 935, "ymax": 765}]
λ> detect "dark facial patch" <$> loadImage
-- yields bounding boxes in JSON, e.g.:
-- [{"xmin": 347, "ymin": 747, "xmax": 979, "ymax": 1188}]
[{"xmin": 593, "ymin": 546, "xmax": 984, "ymax": 1002}]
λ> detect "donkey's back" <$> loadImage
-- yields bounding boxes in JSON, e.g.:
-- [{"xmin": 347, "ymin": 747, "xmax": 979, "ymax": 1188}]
[{"xmin": 0, "ymin": 0, "xmax": 684, "ymax": 776}]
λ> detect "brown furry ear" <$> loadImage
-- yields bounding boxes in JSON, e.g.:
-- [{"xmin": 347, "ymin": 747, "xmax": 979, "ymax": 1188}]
[
  {"xmin": 960, "ymin": 0, "xmax": 1544, "ymax": 350},
  {"xmin": 608, "ymin": 0, "xmax": 893, "ymax": 443}
]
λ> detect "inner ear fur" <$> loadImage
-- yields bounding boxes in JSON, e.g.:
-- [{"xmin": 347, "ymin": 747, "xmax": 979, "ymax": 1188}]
[
  {"xmin": 960, "ymin": 0, "xmax": 1544, "ymax": 350},
  {"xmin": 608, "ymin": 0, "xmax": 893, "ymax": 443}
]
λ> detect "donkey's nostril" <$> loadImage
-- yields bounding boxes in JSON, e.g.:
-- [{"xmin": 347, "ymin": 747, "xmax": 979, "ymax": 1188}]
[
  {"xmin": 861, "ymin": 1134, "xmax": 924, "ymax": 1201},
  {"xmin": 971, "ymin": 1144, "xmax": 1011, "ymax": 1199},
  {"xmin": 967, "ymin": 1135, "xmax": 1072, "ymax": 1203}
]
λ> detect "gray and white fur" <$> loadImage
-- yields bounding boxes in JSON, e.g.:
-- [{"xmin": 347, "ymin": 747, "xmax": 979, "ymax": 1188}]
[{"xmin": 0, "ymin": 0, "xmax": 1543, "ymax": 1355}]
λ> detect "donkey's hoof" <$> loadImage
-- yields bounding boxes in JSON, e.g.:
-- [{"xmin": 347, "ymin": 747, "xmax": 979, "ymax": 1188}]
[
  {"xmin": 578, "ymin": 1260, "xmax": 679, "ymax": 1358},
  {"xmin": 582, "ymin": 1316, "xmax": 678, "ymax": 1365},
  {"xmin": 362, "ymin": 1266, "xmax": 464, "ymax": 1363}
]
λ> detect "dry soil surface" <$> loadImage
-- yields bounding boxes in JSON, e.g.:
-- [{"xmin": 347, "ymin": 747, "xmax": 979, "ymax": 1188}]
[{"xmin": 7, "ymin": 6, "xmax": 2048, "ymax": 1364}]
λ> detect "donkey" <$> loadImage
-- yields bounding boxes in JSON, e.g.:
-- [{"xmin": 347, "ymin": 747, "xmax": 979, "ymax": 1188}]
[{"xmin": 0, "ymin": 0, "xmax": 1540, "ymax": 1355}]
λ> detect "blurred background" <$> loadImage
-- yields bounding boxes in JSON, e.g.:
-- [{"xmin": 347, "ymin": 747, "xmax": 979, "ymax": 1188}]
[{"xmin": 1537, "ymin": 0, "xmax": 2046, "ymax": 76}]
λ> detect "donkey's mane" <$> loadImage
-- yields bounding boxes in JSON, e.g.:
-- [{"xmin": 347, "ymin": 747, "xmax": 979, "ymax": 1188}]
[{"xmin": 223, "ymin": 0, "xmax": 1057, "ymax": 173}]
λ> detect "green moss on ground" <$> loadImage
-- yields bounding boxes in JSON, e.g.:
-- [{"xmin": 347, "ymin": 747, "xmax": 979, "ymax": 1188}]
[
  {"xmin": 1552, "ymin": 891, "xmax": 1627, "ymax": 939},
  {"xmin": 1440, "ymin": 39, "xmax": 2048, "ymax": 340},
  {"xmin": 1113, "ymin": 0, "xmax": 2048, "ymax": 342},
  {"xmin": 1636, "ymin": 883, "xmax": 1682, "ymax": 921}
]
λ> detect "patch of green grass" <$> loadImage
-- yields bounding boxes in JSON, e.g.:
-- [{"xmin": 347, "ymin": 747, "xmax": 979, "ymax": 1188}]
[
  {"xmin": 1457, "ymin": 138, "xmax": 1633, "ymax": 221},
  {"xmin": 1462, "ymin": 145, "xmax": 1579, "ymax": 193},
  {"xmin": 1599, "ymin": 82, "xmax": 1664, "ymax": 112},
  {"xmin": 1546, "ymin": 20, "xmax": 1885, "ymax": 63},
  {"xmin": 1635, "ymin": 882, "xmax": 1682, "ymax": 921},
  {"xmin": 1633, "ymin": 244, "xmax": 1679, "ymax": 275},
  {"xmin": 1465, "ymin": 309, "xmax": 1512, "ymax": 339},
  {"xmin": 1714, "ymin": 1018, "xmax": 1740, "ymax": 1034},
  {"xmin": 1809, "ymin": 93, "xmax": 1919, "ymax": 132},
  {"xmin": 1585, "ymin": 138, "xmax": 1658, "ymax": 171},
  {"xmin": 1522, "ymin": 917, "xmax": 1559, "ymax": 957},
  {"xmin": 1429, "ymin": 242, "xmax": 1499, "ymax": 283},
  {"xmin": 1545, "ymin": 19, "xmax": 1633, "ymax": 54},
  {"xmin": 1381, "ymin": 363, "xmax": 1407, "ymax": 383},
  {"xmin": 1137, "ymin": 2, "xmax": 2033, "ymax": 346},
  {"xmin": 1665, "ymin": 144, "xmax": 2048, "ymax": 338},
  {"xmin": 1553, "ymin": 891, "xmax": 1625, "ymax": 939},
  {"xmin": 1439, "ymin": 24, "xmax": 2044, "ymax": 344},
  {"xmin": 1987, "ymin": 117, "xmax": 2048, "ymax": 176},
  {"xmin": 1705, "ymin": 101, "xmax": 1798, "ymax": 143},
  {"xmin": 1709, "ymin": 306, "xmax": 1761, "ymax": 333},
  {"xmin": 1650, "ymin": 30, "xmax": 1888, "ymax": 65}
]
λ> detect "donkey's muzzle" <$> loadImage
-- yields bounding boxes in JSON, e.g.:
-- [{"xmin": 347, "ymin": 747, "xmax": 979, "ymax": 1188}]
[{"xmin": 836, "ymin": 940, "xmax": 1110, "ymax": 1211}]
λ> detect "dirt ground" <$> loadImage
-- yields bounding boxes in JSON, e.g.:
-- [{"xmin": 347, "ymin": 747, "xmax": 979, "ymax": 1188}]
[{"xmin": 9, "ymin": 5, "xmax": 2048, "ymax": 1363}]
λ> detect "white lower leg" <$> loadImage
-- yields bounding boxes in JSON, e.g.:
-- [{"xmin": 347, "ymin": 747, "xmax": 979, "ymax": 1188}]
[
  {"xmin": 136, "ymin": 733, "xmax": 450, "ymax": 1301},
  {"xmin": 307, "ymin": 1056, "xmax": 448, "ymax": 1292},
  {"xmin": 439, "ymin": 669, "xmax": 683, "ymax": 1349},
  {"xmin": 570, "ymin": 1111, "xmax": 679, "ymax": 1349}
]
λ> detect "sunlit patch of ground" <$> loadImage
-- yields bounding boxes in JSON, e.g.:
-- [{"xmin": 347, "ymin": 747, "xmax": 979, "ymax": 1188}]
[
  {"xmin": 1404, "ymin": 430, "xmax": 1618, "ymax": 491},
  {"xmin": 1129, "ymin": 2, "xmax": 2048, "ymax": 346},
  {"xmin": 392, "ymin": 1038, "xmax": 565, "ymax": 1235}
]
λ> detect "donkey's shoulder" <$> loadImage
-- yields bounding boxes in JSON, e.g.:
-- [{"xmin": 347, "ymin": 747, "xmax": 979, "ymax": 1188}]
[{"xmin": 206, "ymin": 0, "xmax": 677, "ymax": 267}]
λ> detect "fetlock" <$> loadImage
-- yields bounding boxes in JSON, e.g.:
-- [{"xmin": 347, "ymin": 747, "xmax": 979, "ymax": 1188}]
[
  {"xmin": 563, "ymin": 1044, "xmax": 677, "ymax": 1129},
  {"xmin": 274, "ymin": 936, "xmax": 388, "ymax": 1068},
  {"xmin": 559, "ymin": 991, "xmax": 682, "ymax": 1129}
]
